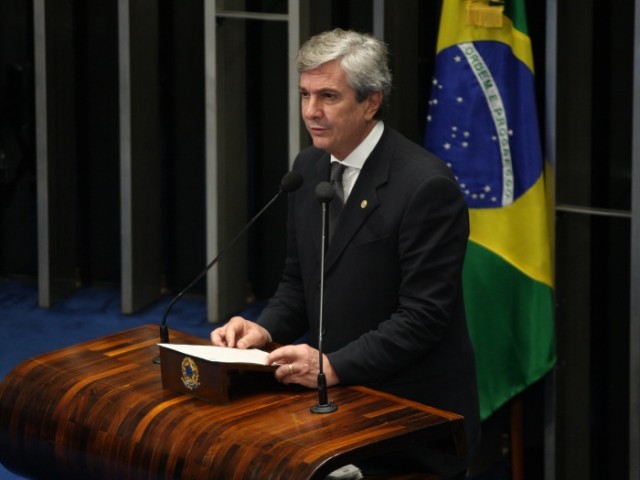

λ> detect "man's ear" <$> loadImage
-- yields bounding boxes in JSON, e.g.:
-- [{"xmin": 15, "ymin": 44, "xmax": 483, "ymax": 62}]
[{"xmin": 365, "ymin": 91, "xmax": 383, "ymax": 121}]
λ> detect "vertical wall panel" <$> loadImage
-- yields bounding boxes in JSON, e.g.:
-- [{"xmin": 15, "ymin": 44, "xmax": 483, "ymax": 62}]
[
  {"xmin": 34, "ymin": 0, "xmax": 79, "ymax": 307},
  {"xmin": 209, "ymin": 13, "xmax": 248, "ymax": 322},
  {"xmin": 554, "ymin": 0, "xmax": 634, "ymax": 478},
  {"xmin": 554, "ymin": 0, "xmax": 595, "ymax": 478},
  {"xmin": 75, "ymin": 1, "xmax": 120, "ymax": 286},
  {"xmin": 205, "ymin": 1, "xmax": 303, "ymax": 322},
  {"xmin": 544, "ymin": 1, "xmax": 558, "ymax": 478},
  {"xmin": 119, "ymin": 0, "xmax": 163, "ymax": 313},
  {"xmin": 203, "ymin": 0, "xmax": 219, "ymax": 322},
  {"xmin": 288, "ymin": 0, "xmax": 303, "ymax": 168},
  {"xmin": 630, "ymin": 0, "xmax": 640, "ymax": 477}
]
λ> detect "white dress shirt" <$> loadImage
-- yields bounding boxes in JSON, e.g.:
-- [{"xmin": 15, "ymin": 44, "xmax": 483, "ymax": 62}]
[{"xmin": 330, "ymin": 121, "xmax": 385, "ymax": 202}]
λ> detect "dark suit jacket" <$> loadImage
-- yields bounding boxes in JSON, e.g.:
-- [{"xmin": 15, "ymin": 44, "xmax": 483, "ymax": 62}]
[{"xmin": 258, "ymin": 126, "xmax": 480, "ymax": 471}]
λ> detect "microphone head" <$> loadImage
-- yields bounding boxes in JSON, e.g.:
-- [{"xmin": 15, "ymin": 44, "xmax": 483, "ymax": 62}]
[
  {"xmin": 315, "ymin": 181, "xmax": 335, "ymax": 203},
  {"xmin": 280, "ymin": 171, "xmax": 304, "ymax": 193}
]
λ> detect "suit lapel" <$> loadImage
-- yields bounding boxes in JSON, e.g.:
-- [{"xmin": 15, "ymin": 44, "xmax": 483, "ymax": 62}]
[{"xmin": 325, "ymin": 128, "xmax": 395, "ymax": 271}]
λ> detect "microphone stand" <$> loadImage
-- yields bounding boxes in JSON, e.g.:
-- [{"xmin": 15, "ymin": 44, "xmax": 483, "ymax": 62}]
[{"xmin": 311, "ymin": 182, "xmax": 338, "ymax": 414}]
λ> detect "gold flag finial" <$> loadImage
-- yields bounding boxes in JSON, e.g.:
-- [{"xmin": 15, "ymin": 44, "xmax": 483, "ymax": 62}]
[{"xmin": 466, "ymin": 0, "xmax": 505, "ymax": 28}]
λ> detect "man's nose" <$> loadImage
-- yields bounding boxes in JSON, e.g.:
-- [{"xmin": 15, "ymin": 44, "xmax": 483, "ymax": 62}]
[{"xmin": 303, "ymin": 96, "xmax": 322, "ymax": 119}]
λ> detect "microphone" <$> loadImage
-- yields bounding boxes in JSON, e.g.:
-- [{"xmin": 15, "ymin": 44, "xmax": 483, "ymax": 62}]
[
  {"xmin": 310, "ymin": 181, "xmax": 338, "ymax": 413},
  {"xmin": 153, "ymin": 170, "xmax": 304, "ymax": 364}
]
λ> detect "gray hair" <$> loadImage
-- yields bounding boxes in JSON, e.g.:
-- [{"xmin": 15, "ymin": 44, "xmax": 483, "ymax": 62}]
[{"xmin": 297, "ymin": 29, "xmax": 392, "ymax": 118}]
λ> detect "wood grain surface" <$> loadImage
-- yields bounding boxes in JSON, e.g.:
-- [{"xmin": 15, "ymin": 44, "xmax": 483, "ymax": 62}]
[{"xmin": 0, "ymin": 325, "xmax": 463, "ymax": 479}]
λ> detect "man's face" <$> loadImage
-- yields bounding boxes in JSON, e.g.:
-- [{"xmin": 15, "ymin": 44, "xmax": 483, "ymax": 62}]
[{"xmin": 299, "ymin": 60, "xmax": 381, "ymax": 160}]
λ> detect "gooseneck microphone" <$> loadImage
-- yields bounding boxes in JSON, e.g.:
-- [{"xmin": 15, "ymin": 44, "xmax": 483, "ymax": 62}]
[
  {"xmin": 153, "ymin": 170, "xmax": 304, "ymax": 363},
  {"xmin": 310, "ymin": 181, "xmax": 338, "ymax": 413}
]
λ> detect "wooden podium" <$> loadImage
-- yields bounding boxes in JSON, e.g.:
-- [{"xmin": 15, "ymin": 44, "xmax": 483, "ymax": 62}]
[{"xmin": 0, "ymin": 325, "xmax": 465, "ymax": 479}]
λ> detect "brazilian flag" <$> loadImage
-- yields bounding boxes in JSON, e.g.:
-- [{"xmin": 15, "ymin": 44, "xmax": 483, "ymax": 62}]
[{"xmin": 424, "ymin": 0, "xmax": 556, "ymax": 420}]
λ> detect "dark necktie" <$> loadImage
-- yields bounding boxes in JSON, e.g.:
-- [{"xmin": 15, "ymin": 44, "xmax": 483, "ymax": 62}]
[{"xmin": 329, "ymin": 162, "xmax": 346, "ymax": 241}]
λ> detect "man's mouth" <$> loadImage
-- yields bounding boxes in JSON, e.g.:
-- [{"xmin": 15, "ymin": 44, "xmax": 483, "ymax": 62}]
[{"xmin": 307, "ymin": 125, "xmax": 327, "ymax": 134}]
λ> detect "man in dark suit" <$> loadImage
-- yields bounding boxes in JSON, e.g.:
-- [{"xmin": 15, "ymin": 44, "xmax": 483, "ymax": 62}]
[{"xmin": 211, "ymin": 28, "xmax": 479, "ymax": 478}]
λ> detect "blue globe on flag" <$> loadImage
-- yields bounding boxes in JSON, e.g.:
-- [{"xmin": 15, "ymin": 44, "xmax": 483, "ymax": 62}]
[{"xmin": 425, "ymin": 40, "xmax": 543, "ymax": 209}]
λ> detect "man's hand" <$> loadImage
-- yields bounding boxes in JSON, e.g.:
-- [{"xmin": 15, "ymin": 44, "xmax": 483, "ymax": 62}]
[
  {"xmin": 210, "ymin": 316, "xmax": 271, "ymax": 349},
  {"xmin": 266, "ymin": 344, "xmax": 340, "ymax": 389}
]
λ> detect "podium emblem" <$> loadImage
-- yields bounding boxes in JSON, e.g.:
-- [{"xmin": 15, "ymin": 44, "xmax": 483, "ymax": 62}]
[{"xmin": 181, "ymin": 356, "xmax": 201, "ymax": 391}]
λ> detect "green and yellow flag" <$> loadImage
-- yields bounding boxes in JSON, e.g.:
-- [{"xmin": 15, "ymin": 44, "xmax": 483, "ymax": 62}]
[{"xmin": 424, "ymin": 0, "xmax": 556, "ymax": 420}]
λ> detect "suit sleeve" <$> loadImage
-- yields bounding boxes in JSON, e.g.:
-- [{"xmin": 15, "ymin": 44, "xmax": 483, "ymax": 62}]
[{"xmin": 327, "ymin": 173, "xmax": 470, "ymax": 384}]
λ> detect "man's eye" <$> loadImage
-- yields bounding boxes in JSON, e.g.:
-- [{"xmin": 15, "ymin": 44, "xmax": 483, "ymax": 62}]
[{"xmin": 299, "ymin": 91, "xmax": 310, "ymax": 98}]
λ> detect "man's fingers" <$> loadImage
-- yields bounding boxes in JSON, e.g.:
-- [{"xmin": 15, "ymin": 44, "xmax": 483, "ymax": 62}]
[
  {"xmin": 211, "ymin": 317, "xmax": 270, "ymax": 350},
  {"xmin": 224, "ymin": 327, "xmax": 237, "ymax": 348},
  {"xmin": 236, "ymin": 331, "xmax": 258, "ymax": 350},
  {"xmin": 210, "ymin": 320, "xmax": 241, "ymax": 347},
  {"xmin": 266, "ymin": 345, "xmax": 297, "ymax": 365},
  {"xmin": 210, "ymin": 329, "xmax": 225, "ymax": 347}
]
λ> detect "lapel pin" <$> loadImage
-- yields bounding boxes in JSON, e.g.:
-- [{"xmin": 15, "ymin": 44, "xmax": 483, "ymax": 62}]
[{"xmin": 360, "ymin": 200, "xmax": 368, "ymax": 209}]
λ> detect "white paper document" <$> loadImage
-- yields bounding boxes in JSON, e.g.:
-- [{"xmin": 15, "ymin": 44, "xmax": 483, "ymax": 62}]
[{"xmin": 159, "ymin": 344, "xmax": 270, "ymax": 366}]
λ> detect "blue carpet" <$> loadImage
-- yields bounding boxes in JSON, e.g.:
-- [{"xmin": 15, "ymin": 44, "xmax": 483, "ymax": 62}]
[{"xmin": 0, "ymin": 280, "xmax": 257, "ymax": 480}]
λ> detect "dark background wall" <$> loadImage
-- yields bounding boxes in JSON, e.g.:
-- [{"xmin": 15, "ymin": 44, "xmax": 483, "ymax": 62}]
[
  {"xmin": 1, "ymin": 0, "xmax": 36, "ymax": 280},
  {"xmin": 0, "ymin": 0, "xmax": 635, "ymax": 478},
  {"xmin": 554, "ymin": 0, "xmax": 633, "ymax": 478}
]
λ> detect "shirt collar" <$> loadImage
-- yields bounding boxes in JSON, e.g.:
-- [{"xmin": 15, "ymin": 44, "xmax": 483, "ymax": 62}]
[{"xmin": 331, "ymin": 121, "xmax": 385, "ymax": 169}]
